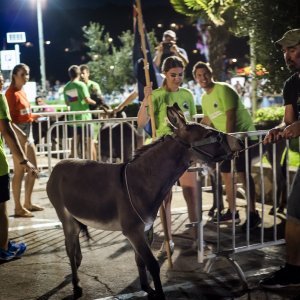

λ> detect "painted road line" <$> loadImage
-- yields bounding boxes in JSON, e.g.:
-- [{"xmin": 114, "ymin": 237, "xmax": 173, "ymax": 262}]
[{"xmin": 9, "ymin": 221, "xmax": 62, "ymax": 232}]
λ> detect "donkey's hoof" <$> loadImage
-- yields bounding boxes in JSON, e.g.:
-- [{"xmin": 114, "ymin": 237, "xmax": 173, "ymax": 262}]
[
  {"xmin": 73, "ymin": 285, "xmax": 82, "ymax": 299},
  {"xmin": 147, "ymin": 291, "xmax": 165, "ymax": 300}
]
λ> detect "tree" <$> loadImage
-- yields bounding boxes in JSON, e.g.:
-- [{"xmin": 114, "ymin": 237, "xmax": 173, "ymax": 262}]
[
  {"xmin": 82, "ymin": 22, "xmax": 157, "ymax": 95},
  {"xmin": 170, "ymin": 0, "xmax": 300, "ymax": 112}
]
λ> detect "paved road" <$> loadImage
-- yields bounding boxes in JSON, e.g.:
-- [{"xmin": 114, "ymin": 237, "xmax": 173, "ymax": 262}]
[{"xmin": 1, "ymin": 176, "xmax": 299, "ymax": 300}]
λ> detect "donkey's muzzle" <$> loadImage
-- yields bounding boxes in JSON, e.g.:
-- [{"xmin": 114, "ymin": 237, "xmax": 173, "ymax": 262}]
[{"xmin": 191, "ymin": 133, "xmax": 243, "ymax": 163}]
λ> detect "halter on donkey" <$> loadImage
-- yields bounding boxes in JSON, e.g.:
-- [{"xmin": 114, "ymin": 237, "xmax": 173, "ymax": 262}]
[{"xmin": 46, "ymin": 103, "xmax": 242, "ymax": 299}]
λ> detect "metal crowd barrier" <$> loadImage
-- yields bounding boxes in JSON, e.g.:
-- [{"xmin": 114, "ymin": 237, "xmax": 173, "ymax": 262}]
[
  {"xmin": 45, "ymin": 116, "xmax": 142, "ymax": 173},
  {"xmin": 193, "ymin": 130, "xmax": 299, "ymax": 289},
  {"xmin": 4, "ymin": 109, "xmax": 299, "ymax": 289},
  {"xmin": 5, "ymin": 109, "xmax": 131, "ymax": 171}
]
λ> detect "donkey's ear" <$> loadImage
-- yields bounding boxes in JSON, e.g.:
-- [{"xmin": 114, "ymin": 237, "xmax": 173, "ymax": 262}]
[{"xmin": 167, "ymin": 103, "xmax": 187, "ymax": 130}]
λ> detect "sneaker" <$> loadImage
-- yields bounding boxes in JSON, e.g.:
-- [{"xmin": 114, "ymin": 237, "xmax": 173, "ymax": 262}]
[
  {"xmin": 0, "ymin": 248, "xmax": 16, "ymax": 261},
  {"xmin": 208, "ymin": 207, "xmax": 215, "ymax": 217},
  {"xmin": 260, "ymin": 266, "xmax": 300, "ymax": 289},
  {"xmin": 208, "ymin": 206, "xmax": 225, "ymax": 217},
  {"xmin": 213, "ymin": 209, "xmax": 240, "ymax": 224},
  {"xmin": 8, "ymin": 241, "xmax": 27, "ymax": 258},
  {"xmin": 156, "ymin": 240, "xmax": 175, "ymax": 259},
  {"xmin": 241, "ymin": 210, "xmax": 261, "ymax": 231}
]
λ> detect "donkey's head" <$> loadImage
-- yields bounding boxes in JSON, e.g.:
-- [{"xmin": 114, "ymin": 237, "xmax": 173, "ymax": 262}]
[{"xmin": 166, "ymin": 103, "xmax": 243, "ymax": 163}]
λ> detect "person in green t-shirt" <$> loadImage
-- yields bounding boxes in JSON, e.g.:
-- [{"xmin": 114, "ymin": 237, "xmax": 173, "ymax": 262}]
[
  {"xmin": 64, "ymin": 65, "xmax": 97, "ymax": 160},
  {"xmin": 79, "ymin": 64, "xmax": 109, "ymax": 119},
  {"xmin": 137, "ymin": 56, "xmax": 197, "ymax": 257},
  {"xmin": 0, "ymin": 73, "xmax": 38, "ymax": 261},
  {"xmin": 193, "ymin": 61, "xmax": 261, "ymax": 230}
]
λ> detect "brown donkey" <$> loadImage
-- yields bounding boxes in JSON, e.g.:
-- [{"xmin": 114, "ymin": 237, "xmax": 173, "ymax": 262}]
[{"xmin": 46, "ymin": 103, "xmax": 242, "ymax": 299}]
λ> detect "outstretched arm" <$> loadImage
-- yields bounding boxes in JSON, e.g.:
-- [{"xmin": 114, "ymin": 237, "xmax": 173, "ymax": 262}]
[
  {"xmin": 0, "ymin": 119, "xmax": 38, "ymax": 176},
  {"xmin": 114, "ymin": 91, "xmax": 138, "ymax": 113},
  {"xmin": 264, "ymin": 104, "xmax": 298, "ymax": 144}
]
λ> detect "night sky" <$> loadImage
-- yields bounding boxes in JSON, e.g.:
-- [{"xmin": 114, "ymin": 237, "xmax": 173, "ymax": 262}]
[{"xmin": 0, "ymin": 0, "xmax": 248, "ymax": 84}]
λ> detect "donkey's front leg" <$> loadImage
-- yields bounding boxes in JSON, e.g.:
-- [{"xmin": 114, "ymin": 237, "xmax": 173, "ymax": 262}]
[
  {"xmin": 127, "ymin": 231, "xmax": 165, "ymax": 300},
  {"xmin": 134, "ymin": 251, "xmax": 154, "ymax": 295}
]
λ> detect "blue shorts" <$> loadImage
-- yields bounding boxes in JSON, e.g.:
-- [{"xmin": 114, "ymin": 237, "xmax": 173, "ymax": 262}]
[
  {"xmin": 287, "ymin": 168, "xmax": 300, "ymax": 221},
  {"xmin": 0, "ymin": 174, "xmax": 10, "ymax": 203}
]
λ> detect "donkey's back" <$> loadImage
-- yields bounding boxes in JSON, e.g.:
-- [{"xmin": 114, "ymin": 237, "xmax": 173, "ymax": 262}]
[{"xmin": 47, "ymin": 159, "xmax": 127, "ymax": 231}]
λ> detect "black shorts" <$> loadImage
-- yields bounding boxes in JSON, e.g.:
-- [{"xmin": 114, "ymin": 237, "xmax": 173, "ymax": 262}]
[
  {"xmin": 220, "ymin": 140, "xmax": 257, "ymax": 173},
  {"xmin": 16, "ymin": 123, "xmax": 31, "ymax": 138},
  {"xmin": 0, "ymin": 174, "xmax": 10, "ymax": 203}
]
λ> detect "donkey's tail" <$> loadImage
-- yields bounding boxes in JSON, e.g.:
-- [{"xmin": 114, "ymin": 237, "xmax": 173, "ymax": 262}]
[{"xmin": 76, "ymin": 220, "xmax": 92, "ymax": 241}]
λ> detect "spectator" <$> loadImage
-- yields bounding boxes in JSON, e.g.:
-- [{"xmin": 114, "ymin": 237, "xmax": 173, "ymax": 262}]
[
  {"xmin": 233, "ymin": 80, "xmax": 244, "ymax": 97},
  {"xmin": 137, "ymin": 56, "xmax": 197, "ymax": 257},
  {"xmin": 193, "ymin": 61, "xmax": 261, "ymax": 230},
  {"xmin": 79, "ymin": 64, "xmax": 109, "ymax": 117},
  {"xmin": 5, "ymin": 64, "xmax": 43, "ymax": 217},
  {"xmin": 260, "ymin": 28, "xmax": 300, "ymax": 289},
  {"xmin": 0, "ymin": 72, "xmax": 38, "ymax": 260},
  {"xmin": 32, "ymin": 96, "xmax": 55, "ymax": 146},
  {"xmin": 63, "ymin": 65, "xmax": 97, "ymax": 160},
  {"xmin": 153, "ymin": 30, "xmax": 189, "ymax": 71}
]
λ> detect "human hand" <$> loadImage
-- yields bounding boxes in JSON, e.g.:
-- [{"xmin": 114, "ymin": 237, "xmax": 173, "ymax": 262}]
[
  {"xmin": 23, "ymin": 160, "xmax": 39, "ymax": 178},
  {"xmin": 144, "ymin": 84, "xmax": 153, "ymax": 99},
  {"xmin": 155, "ymin": 42, "xmax": 164, "ymax": 53},
  {"xmin": 263, "ymin": 127, "xmax": 283, "ymax": 144},
  {"xmin": 282, "ymin": 121, "xmax": 300, "ymax": 139},
  {"xmin": 170, "ymin": 42, "xmax": 179, "ymax": 54}
]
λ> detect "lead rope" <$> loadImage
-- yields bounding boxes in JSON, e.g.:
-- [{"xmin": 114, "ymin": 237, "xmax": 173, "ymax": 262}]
[{"xmin": 124, "ymin": 163, "xmax": 148, "ymax": 225}]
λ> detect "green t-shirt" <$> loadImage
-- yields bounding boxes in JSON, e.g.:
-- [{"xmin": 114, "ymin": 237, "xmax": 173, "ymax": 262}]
[
  {"xmin": 0, "ymin": 94, "xmax": 11, "ymax": 176},
  {"xmin": 87, "ymin": 80, "xmax": 102, "ymax": 96},
  {"xmin": 152, "ymin": 87, "xmax": 196, "ymax": 137},
  {"xmin": 201, "ymin": 82, "xmax": 256, "ymax": 134},
  {"xmin": 63, "ymin": 80, "xmax": 92, "ymax": 122}
]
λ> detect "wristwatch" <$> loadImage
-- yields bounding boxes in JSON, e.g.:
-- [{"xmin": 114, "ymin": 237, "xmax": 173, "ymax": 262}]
[{"xmin": 20, "ymin": 159, "xmax": 28, "ymax": 165}]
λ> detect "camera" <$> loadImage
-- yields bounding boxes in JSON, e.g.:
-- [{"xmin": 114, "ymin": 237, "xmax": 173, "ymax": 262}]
[{"xmin": 162, "ymin": 42, "xmax": 174, "ymax": 53}]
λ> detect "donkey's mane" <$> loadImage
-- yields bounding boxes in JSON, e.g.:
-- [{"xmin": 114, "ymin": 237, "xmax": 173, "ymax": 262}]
[{"xmin": 131, "ymin": 136, "xmax": 168, "ymax": 161}]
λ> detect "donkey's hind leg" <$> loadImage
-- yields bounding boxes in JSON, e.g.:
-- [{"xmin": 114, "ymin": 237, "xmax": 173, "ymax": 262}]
[
  {"xmin": 62, "ymin": 217, "xmax": 83, "ymax": 298},
  {"xmin": 127, "ymin": 229, "xmax": 165, "ymax": 300}
]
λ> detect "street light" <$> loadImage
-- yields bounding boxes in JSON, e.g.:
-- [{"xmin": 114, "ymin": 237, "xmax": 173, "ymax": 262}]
[{"xmin": 36, "ymin": 0, "xmax": 46, "ymax": 93}]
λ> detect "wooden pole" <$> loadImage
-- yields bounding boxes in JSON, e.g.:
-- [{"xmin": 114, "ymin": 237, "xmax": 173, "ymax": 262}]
[{"xmin": 135, "ymin": 0, "xmax": 173, "ymax": 269}]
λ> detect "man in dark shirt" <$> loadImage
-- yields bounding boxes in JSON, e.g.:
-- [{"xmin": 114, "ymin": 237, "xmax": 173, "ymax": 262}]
[
  {"xmin": 261, "ymin": 28, "xmax": 300, "ymax": 289},
  {"xmin": 153, "ymin": 30, "xmax": 189, "ymax": 71}
]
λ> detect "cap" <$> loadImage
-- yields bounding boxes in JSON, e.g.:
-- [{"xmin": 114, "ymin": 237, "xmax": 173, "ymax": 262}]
[
  {"xmin": 163, "ymin": 30, "xmax": 176, "ymax": 40},
  {"xmin": 275, "ymin": 29, "xmax": 300, "ymax": 48}
]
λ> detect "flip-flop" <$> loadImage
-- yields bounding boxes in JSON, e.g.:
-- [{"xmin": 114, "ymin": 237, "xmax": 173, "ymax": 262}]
[
  {"xmin": 24, "ymin": 204, "xmax": 44, "ymax": 212},
  {"xmin": 14, "ymin": 209, "xmax": 34, "ymax": 218}
]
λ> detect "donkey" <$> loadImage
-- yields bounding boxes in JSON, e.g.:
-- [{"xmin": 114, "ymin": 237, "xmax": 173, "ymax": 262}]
[
  {"xmin": 46, "ymin": 103, "xmax": 242, "ymax": 299},
  {"xmin": 99, "ymin": 121, "xmax": 143, "ymax": 162}
]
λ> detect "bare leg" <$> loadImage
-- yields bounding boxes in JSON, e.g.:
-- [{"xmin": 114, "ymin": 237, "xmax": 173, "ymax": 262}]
[
  {"xmin": 0, "ymin": 202, "xmax": 9, "ymax": 250},
  {"xmin": 24, "ymin": 142, "xmax": 38, "ymax": 208},
  {"xmin": 239, "ymin": 172, "xmax": 256, "ymax": 212},
  {"xmin": 179, "ymin": 171, "xmax": 197, "ymax": 239},
  {"xmin": 85, "ymin": 137, "xmax": 96, "ymax": 160},
  {"xmin": 12, "ymin": 156, "xmax": 28, "ymax": 215},
  {"xmin": 286, "ymin": 219, "xmax": 300, "ymax": 266},
  {"xmin": 161, "ymin": 190, "xmax": 172, "ymax": 241}
]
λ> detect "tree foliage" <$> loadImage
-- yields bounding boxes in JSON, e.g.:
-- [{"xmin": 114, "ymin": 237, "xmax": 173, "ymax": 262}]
[
  {"xmin": 170, "ymin": 0, "xmax": 300, "ymax": 93},
  {"xmin": 82, "ymin": 22, "xmax": 157, "ymax": 94}
]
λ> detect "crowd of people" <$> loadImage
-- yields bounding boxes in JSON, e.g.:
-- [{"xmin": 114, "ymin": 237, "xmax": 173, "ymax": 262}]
[{"xmin": 0, "ymin": 27, "xmax": 299, "ymax": 293}]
